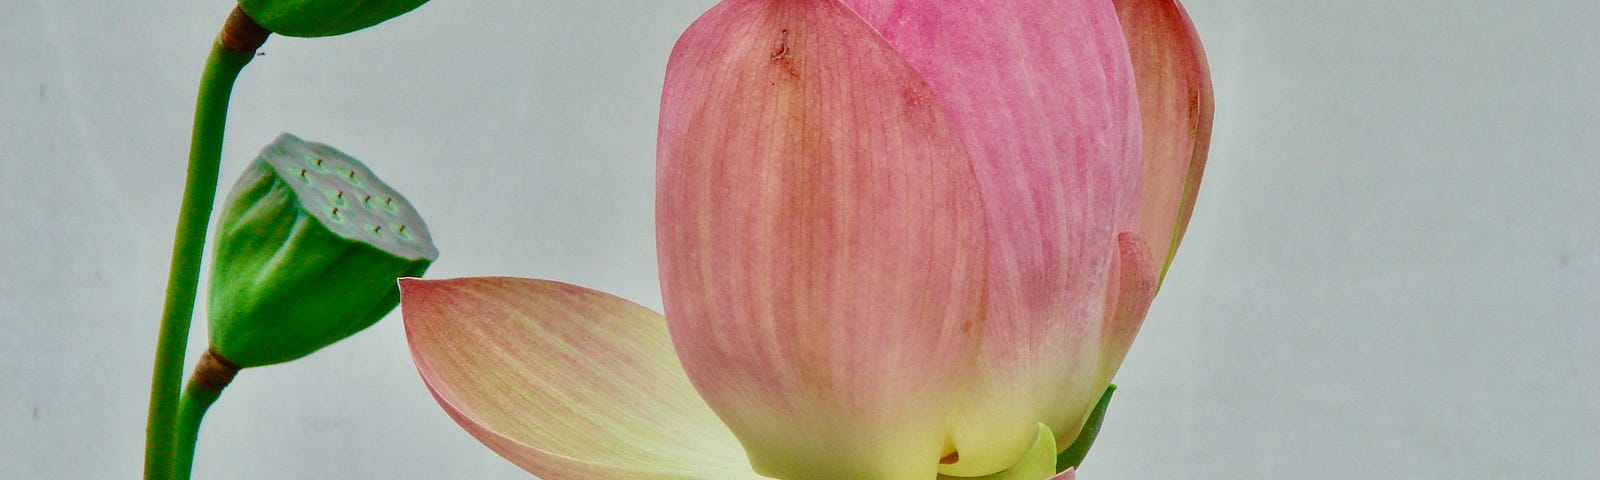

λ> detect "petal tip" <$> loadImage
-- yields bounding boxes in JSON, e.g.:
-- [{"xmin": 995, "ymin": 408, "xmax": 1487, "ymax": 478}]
[{"xmin": 396, "ymin": 276, "xmax": 450, "ymax": 302}]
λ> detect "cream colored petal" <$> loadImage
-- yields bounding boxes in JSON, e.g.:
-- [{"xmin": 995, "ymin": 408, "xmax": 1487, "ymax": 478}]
[
  {"xmin": 401, "ymin": 277, "xmax": 761, "ymax": 480},
  {"xmin": 938, "ymin": 424, "xmax": 1058, "ymax": 480}
]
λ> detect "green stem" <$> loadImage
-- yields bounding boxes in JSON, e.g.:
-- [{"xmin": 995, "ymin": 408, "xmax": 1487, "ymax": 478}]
[
  {"xmin": 143, "ymin": 8, "xmax": 267, "ymax": 480},
  {"xmin": 172, "ymin": 349, "xmax": 240, "ymax": 480},
  {"xmin": 171, "ymin": 386, "xmax": 222, "ymax": 480}
]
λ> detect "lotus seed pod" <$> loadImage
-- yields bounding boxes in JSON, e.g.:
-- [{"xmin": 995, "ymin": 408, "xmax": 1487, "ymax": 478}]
[
  {"xmin": 237, "ymin": 0, "xmax": 430, "ymax": 37},
  {"xmin": 208, "ymin": 133, "xmax": 437, "ymax": 367}
]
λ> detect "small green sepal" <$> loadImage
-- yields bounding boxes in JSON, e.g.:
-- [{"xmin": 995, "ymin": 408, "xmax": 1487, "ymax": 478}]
[
  {"xmin": 237, "ymin": 0, "xmax": 430, "ymax": 37},
  {"xmin": 1055, "ymin": 384, "xmax": 1116, "ymax": 473},
  {"xmin": 208, "ymin": 133, "xmax": 437, "ymax": 367}
]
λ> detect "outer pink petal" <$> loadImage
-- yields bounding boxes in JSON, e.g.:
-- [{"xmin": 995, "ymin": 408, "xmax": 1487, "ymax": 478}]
[
  {"xmin": 837, "ymin": 0, "xmax": 1143, "ymax": 474},
  {"xmin": 656, "ymin": 1, "xmax": 987, "ymax": 479},
  {"xmin": 1114, "ymin": 0, "xmax": 1215, "ymax": 280},
  {"xmin": 400, "ymin": 277, "xmax": 762, "ymax": 480},
  {"xmin": 1095, "ymin": 232, "xmax": 1160, "ymax": 385},
  {"xmin": 1051, "ymin": 469, "xmax": 1079, "ymax": 480}
]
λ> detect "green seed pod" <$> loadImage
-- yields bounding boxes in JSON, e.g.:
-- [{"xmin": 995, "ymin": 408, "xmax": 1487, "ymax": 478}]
[
  {"xmin": 237, "ymin": 0, "xmax": 430, "ymax": 38},
  {"xmin": 208, "ymin": 133, "xmax": 437, "ymax": 367}
]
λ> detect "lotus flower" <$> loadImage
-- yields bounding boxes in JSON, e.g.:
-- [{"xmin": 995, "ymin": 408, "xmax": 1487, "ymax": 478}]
[{"xmin": 400, "ymin": 0, "xmax": 1211, "ymax": 479}]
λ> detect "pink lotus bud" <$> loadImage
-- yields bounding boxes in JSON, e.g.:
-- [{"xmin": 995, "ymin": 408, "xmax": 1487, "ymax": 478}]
[{"xmin": 400, "ymin": 1, "xmax": 1211, "ymax": 479}]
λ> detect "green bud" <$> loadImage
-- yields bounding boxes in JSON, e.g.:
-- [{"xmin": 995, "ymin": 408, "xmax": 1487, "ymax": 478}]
[
  {"xmin": 208, "ymin": 133, "xmax": 437, "ymax": 367},
  {"xmin": 237, "ymin": 0, "xmax": 430, "ymax": 37}
]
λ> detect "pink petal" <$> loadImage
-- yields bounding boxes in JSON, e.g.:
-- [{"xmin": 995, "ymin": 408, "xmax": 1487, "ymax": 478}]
[
  {"xmin": 836, "ymin": 0, "xmax": 1143, "ymax": 474},
  {"xmin": 1096, "ymin": 232, "xmax": 1159, "ymax": 383},
  {"xmin": 400, "ymin": 277, "xmax": 762, "ymax": 480},
  {"xmin": 1114, "ymin": 0, "xmax": 1215, "ymax": 280},
  {"xmin": 656, "ymin": 1, "xmax": 988, "ymax": 479},
  {"xmin": 1051, "ymin": 469, "xmax": 1079, "ymax": 480}
]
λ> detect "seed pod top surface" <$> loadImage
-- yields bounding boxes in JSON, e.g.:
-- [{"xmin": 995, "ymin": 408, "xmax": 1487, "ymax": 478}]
[{"xmin": 263, "ymin": 133, "xmax": 437, "ymax": 262}]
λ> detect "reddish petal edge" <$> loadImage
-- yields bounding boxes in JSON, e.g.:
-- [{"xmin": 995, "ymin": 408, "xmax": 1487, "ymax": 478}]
[
  {"xmin": 1115, "ymin": 0, "xmax": 1215, "ymax": 281},
  {"xmin": 1098, "ymin": 232, "xmax": 1160, "ymax": 382}
]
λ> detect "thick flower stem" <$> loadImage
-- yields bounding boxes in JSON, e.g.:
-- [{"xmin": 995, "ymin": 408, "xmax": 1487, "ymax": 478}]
[
  {"xmin": 142, "ymin": 7, "xmax": 267, "ymax": 480},
  {"xmin": 172, "ymin": 349, "xmax": 241, "ymax": 480}
]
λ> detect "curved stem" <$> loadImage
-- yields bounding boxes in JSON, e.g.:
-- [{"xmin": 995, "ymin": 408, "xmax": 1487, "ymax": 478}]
[
  {"xmin": 172, "ymin": 350, "xmax": 240, "ymax": 480},
  {"xmin": 143, "ymin": 8, "xmax": 267, "ymax": 480},
  {"xmin": 171, "ymin": 386, "xmax": 223, "ymax": 480}
]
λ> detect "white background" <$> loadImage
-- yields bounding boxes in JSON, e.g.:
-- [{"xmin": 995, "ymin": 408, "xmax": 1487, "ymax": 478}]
[{"xmin": 2, "ymin": 1, "xmax": 1595, "ymax": 478}]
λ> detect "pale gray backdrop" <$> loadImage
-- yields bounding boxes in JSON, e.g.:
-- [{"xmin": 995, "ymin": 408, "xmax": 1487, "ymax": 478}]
[{"xmin": 2, "ymin": 1, "xmax": 1595, "ymax": 478}]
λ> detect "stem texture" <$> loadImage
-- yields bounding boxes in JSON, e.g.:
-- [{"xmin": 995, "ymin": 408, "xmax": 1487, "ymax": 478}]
[
  {"xmin": 171, "ymin": 349, "xmax": 240, "ymax": 480},
  {"xmin": 143, "ymin": 8, "xmax": 267, "ymax": 480}
]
